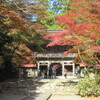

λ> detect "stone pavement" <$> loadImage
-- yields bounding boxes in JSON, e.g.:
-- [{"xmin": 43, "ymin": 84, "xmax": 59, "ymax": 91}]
[
  {"xmin": 22, "ymin": 93, "xmax": 51, "ymax": 100},
  {"xmin": 0, "ymin": 76, "xmax": 78, "ymax": 100},
  {"xmin": 1, "ymin": 77, "xmax": 99, "ymax": 100},
  {"xmin": 0, "ymin": 94, "xmax": 25, "ymax": 100},
  {"xmin": 48, "ymin": 94, "xmax": 100, "ymax": 100},
  {"xmin": 0, "ymin": 93, "xmax": 51, "ymax": 100},
  {"xmin": 0, "ymin": 93, "xmax": 100, "ymax": 100}
]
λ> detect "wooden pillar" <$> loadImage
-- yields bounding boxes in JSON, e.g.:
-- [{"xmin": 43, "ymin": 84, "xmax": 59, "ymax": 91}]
[
  {"xmin": 37, "ymin": 62, "xmax": 40, "ymax": 77},
  {"xmin": 47, "ymin": 61, "xmax": 50, "ymax": 78},
  {"xmin": 62, "ymin": 62, "xmax": 64, "ymax": 76},
  {"xmin": 72, "ymin": 62, "xmax": 75, "ymax": 76}
]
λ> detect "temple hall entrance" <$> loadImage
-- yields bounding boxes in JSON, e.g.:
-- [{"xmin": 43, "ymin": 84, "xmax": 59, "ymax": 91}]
[
  {"xmin": 39, "ymin": 65, "xmax": 48, "ymax": 78},
  {"xmin": 64, "ymin": 65, "xmax": 73, "ymax": 76},
  {"xmin": 37, "ymin": 60, "xmax": 76, "ymax": 78},
  {"xmin": 50, "ymin": 63, "xmax": 62, "ymax": 76}
]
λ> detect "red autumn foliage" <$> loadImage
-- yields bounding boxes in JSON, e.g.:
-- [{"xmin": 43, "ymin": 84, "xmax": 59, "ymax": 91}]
[
  {"xmin": 92, "ymin": 1, "xmax": 100, "ymax": 12},
  {"xmin": 44, "ymin": 0, "xmax": 100, "ymax": 65},
  {"xmin": 0, "ymin": 6, "xmax": 27, "ymax": 32},
  {"xmin": 17, "ymin": 45, "xmax": 33, "ymax": 64},
  {"xmin": 91, "ymin": 45, "xmax": 100, "ymax": 53},
  {"xmin": 55, "ymin": 15, "xmax": 75, "ymax": 27},
  {"xmin": 44, "ymin": 19, "xmax": 93, "ymax": 46}
]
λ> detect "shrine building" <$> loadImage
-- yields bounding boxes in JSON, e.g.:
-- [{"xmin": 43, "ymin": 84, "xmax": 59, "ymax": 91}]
[{"xmin": 33, "ymin": 30, "xmax": 78, "ymax": 78}]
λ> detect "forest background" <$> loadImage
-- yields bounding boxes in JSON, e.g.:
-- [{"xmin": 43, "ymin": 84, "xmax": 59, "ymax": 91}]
[{"xmin": 0, "ymin": 0, "xmax": 100, "ymax": 80}]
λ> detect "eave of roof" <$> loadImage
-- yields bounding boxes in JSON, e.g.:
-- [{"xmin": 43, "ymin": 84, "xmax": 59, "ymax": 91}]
[{"xmin": 19, "ymin": 64, "xmax": 36, "ymax": 68}]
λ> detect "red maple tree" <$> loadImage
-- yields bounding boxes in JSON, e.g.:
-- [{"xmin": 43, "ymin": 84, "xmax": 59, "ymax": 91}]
[{"xmin": 44, "ymin": 0, "xmax": 100, "ymax": 66}]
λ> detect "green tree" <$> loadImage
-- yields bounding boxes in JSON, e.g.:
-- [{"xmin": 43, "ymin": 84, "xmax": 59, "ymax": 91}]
[
  {"xmin": 0, "ymin": 0, "xmax": 48, "ymax": 79},
  {"xmin": 51, "ymin": 0, "xmax": 70, "ymax": 14},
  {"xmin": 42, "ymin": 0, "xmax": 71, "ymax": 29}
]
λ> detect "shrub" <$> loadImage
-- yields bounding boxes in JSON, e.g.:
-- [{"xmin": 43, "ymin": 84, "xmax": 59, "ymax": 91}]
[{"xmin": 76, "ymin": 76, "xmax": 100, "ymax": 96}]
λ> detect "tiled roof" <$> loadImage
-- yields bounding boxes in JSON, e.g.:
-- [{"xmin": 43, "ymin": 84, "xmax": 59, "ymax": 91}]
[{"xmin": 19, "ymin": 64, "xmax": 36, "ymax": 68}]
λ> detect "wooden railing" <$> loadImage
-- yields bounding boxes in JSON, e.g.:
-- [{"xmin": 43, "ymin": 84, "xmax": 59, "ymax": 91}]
[{"xmin": 33, "ymin": 53, "xmax": 77, "ymax": 58}]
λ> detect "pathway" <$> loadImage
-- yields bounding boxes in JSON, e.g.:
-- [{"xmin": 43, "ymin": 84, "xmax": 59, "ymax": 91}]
[{"xmin": 0, "ymin": 77, "xmax": 100, "ymax": 100}]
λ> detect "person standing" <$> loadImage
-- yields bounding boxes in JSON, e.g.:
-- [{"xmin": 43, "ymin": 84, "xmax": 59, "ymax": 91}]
[{"xmin": 52, "ymin": 66, "xmax": 56, "ymax": 79}]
